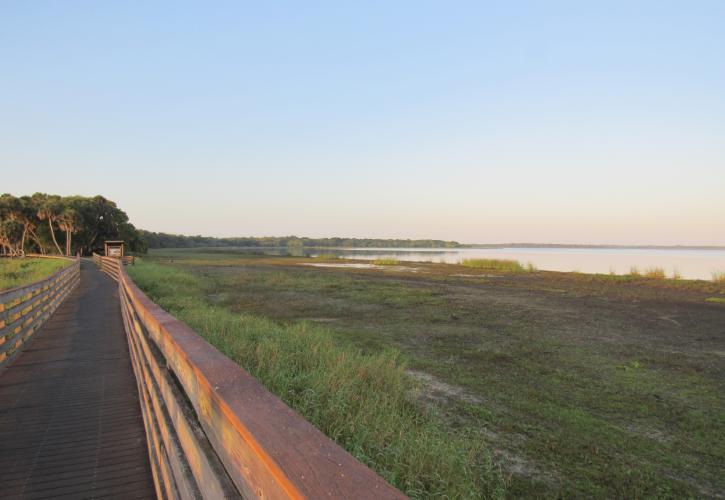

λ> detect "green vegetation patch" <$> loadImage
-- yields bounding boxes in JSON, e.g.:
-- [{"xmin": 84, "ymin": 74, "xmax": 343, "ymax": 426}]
[
  {"xmin": 0, "ymin": 257, "xmax": 69, "ymax": 291},
  {"xmin": 705, "ymin": 297, "xmax": 725, "ymax": 303},
  {"xmin": 228, "ymin": 267, "xmax": 443, "ymax": 309},
  {"xmin": 128, "ymin": 260, "xmax": 504, "ymax": 498},
  {"xmin": 460, "ymin": 258, "xmax": 525, "ymax": 272}
]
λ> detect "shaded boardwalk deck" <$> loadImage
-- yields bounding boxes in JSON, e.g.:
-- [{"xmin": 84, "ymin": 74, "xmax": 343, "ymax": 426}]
[{"xmin": 0, "ymin": 261, "xmax": 155, "ymax": 499}]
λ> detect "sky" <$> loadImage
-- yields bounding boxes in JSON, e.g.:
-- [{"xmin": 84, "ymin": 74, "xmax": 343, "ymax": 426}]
[{"xmin": 2, "ymin": 1, "xmax": 724, "ymax": 245}]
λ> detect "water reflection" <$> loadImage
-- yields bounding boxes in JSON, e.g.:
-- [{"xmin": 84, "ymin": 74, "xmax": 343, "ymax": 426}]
[
  {"xmin": 203, "ymin": 246, "xmax": 725, "ymax": 280},
  {"xmin": 304, "ymin": 247, "xmax": 725, "ymax": 280}
]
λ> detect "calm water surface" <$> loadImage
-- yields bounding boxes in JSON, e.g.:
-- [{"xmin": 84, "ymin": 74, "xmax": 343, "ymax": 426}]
[{"xmin": 303, "ymin": 247, "xmax": 725, "ymax": 281}]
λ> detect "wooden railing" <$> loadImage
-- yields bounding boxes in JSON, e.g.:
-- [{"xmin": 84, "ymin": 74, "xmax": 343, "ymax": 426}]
[
  {"xmin": 92, "ymin": 252, "xmax": 133, "ymax": 280},
  {"xmin": 94, "ymin": 255, "xmax": 405, "ymax": 499},
  {"xmin": 0, "ymin": 256, "xmax": 80, "ymax": 370}
]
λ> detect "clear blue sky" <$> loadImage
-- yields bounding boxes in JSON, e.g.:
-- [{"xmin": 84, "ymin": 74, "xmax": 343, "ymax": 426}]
[{"xmin": 2, "ymin": 1, "xmax": 724, "ymax": 244}]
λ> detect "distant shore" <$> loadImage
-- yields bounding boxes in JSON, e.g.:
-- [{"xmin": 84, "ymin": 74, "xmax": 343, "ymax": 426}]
[
  {"xmin": 141, "ymin": 230, "xmax": 725, "ymax": 251},
  {"xmin": 463, "ymin": 243, "xmax": 725, "ymax": 251}
]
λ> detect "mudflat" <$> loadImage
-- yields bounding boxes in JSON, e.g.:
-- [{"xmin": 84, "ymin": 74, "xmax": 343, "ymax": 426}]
[{"xmin": 146, "ymin": 250, "xmax": 725, "ymax": 497}]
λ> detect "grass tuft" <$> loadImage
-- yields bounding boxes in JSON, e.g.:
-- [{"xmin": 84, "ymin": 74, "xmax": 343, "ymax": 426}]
[
  {"xmin": 460, "ymin": 258, "xmax": 525, "ymax": 273},
  {"xmin": 643, "ymin": 267, "xmax": 666, "ymax": 279},
  {"xmin": 629, "ymin": 266, "xmax": 641, "ymax": 277},
  {"xmin": 712, "ymin": 271, "xmax": 725, "ymax": 283}
]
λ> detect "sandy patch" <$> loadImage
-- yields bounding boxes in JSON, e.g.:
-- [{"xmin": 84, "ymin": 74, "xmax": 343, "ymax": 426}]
[{"xmin": 407, "ymin": 369, "xmax": 483, "ymax": 404}]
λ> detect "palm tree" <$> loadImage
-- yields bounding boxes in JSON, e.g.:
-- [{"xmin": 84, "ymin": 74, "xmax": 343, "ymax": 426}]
[
  {"xmin": 34, "ymin": 193, "xmax": 63, "ymax": 255},
  {"xmin": 0, "ymin": 195, "xmax": 24, "ymax": 256},
  {"xmin": 16, "ymin": 196, "xmax": 46, "ymax": 255},
  {"xmin": 58, "ymin": 209, "xmax": 80, "ymax": 256}
]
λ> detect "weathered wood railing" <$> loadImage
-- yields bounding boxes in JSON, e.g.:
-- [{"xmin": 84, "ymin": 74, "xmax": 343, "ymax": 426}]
[
  {"xmin": 92, "ymin": 255, "xmax": 405, "ymax": 499},
  {"xmin": 0, "ymin": 255, "xmax": 80, "ymax": 370},
  {"xmin": 92, "ymin": 252, "xmax": 133, "ymax": 280}
]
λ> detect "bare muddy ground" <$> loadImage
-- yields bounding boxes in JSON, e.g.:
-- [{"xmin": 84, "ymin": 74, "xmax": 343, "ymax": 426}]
[{"xmin": 149, "ymin": 250, "xmax": 725, "ymax": 498}]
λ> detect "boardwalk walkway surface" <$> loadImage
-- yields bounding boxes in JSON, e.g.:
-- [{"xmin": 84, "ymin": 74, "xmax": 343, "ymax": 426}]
[{"xmin": 0, "ymin": 261, "xmax": 155, "ymax": 499}]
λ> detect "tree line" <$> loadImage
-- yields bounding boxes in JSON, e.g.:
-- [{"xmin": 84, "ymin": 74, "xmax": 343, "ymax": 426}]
[
  {"xmin": 141, "ymin": 231, "xmax": 462, "ymax": 249},
  {"xmin": 0, "ymin": 193, "xmax": 146, "ymax": 257},
  {"xmin": 1, "ymin": 192, "xmax": 461, "ymax": 257}
]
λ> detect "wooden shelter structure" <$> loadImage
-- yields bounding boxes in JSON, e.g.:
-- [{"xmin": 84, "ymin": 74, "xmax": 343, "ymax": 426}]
[{"xmin": 104, "ymin": 240, "xmax": 125, "ymax": 257}]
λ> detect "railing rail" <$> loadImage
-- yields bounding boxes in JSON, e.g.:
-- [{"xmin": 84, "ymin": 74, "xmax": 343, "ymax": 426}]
[
  {"xmin": 0, "ymin": 255, "xmax": 80, "ymax": 370},
  {"xmin": 92, "ymin": 252, "xmax": 132, "ymax": 280},
  {"xmin": 94, "ymin": 255, "xmax": 405, "ymax": 499}
]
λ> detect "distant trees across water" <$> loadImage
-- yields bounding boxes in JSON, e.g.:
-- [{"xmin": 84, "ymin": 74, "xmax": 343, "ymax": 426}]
[
  {"xmin": 141, "ymin": 231, "xmax": 462, "ymax": 250},
  {"xmin": 0, "ymin": 193, "xmax": 146, "ymax": 257}
]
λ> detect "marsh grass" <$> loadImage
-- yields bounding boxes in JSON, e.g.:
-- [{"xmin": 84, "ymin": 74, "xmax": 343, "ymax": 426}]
[
  {"xmin": 460, "ymin": 258, "xmax": 525, "ymax": 272},
  {"xmin": 373, "ymin": 258, "xmax": 400, "ymax": 266},
  {"xmin": 643, "ymin": 267, "xmax": 666, "ymax": 279},
  {"xmin": 0, "ymin": 257, "xmax": 69, "ymax": 291},
  {"xmin": 128, "ymin": 261, "xmax": 504, "ymax": 498},
  {"xmin": 629, "ymin": 266, "xmax": 641, "ymax": 277},
  {"xmin": 712, "ymin": 271, "xmax": 725, "ymax": 283},
  {"xmin": 135, "ymin": 250, "xmax": 725, "ymax": 497}
]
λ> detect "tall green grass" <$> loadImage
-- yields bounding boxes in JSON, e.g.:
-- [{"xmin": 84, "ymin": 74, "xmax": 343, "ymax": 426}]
[
  {"xmin": 128, "ymin": 260, "xmax": 503, "ymax": 498},
  {"xmin": 460, "ymin": 258, "xmax": 525, "ymax": 272},
  {"xmin": 0, "ymin": 257, "xmax": 69, "ymax": 291}
]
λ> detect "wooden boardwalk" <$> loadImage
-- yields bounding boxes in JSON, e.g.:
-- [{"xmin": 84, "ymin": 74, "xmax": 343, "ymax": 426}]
[{"xmin": 0, "ymin": 261, "xmax": 155, "ymax": 499}]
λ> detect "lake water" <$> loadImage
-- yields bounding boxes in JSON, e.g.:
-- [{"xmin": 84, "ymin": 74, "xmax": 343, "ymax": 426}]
[{"xmin": 303, "ymin": 247, "xmax": 725, "ymax": 281}]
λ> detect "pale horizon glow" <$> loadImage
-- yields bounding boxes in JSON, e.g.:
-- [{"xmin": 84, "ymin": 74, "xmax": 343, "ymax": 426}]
[{"xmin": 2, "ymin": 2, "xmax": 724, "ymax": 245}]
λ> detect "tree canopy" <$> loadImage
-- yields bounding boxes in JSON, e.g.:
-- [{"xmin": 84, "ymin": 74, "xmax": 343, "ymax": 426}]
[
  {"xmin": 0, "ymin": 193, "xmax": 146, "ymax": 256},
  {"xmin": 141, "ymin": 231, "xmax": 461, "ymax": 249}
]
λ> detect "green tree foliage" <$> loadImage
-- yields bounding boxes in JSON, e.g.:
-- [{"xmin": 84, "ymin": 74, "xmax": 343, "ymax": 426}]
[
  {"xmin": 141, "ymin": 231, "xmax": 461, "ymax": 249},
  {"xmin": 0, "ymin": 193, "xmax": 146, "ymax": 256}
]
